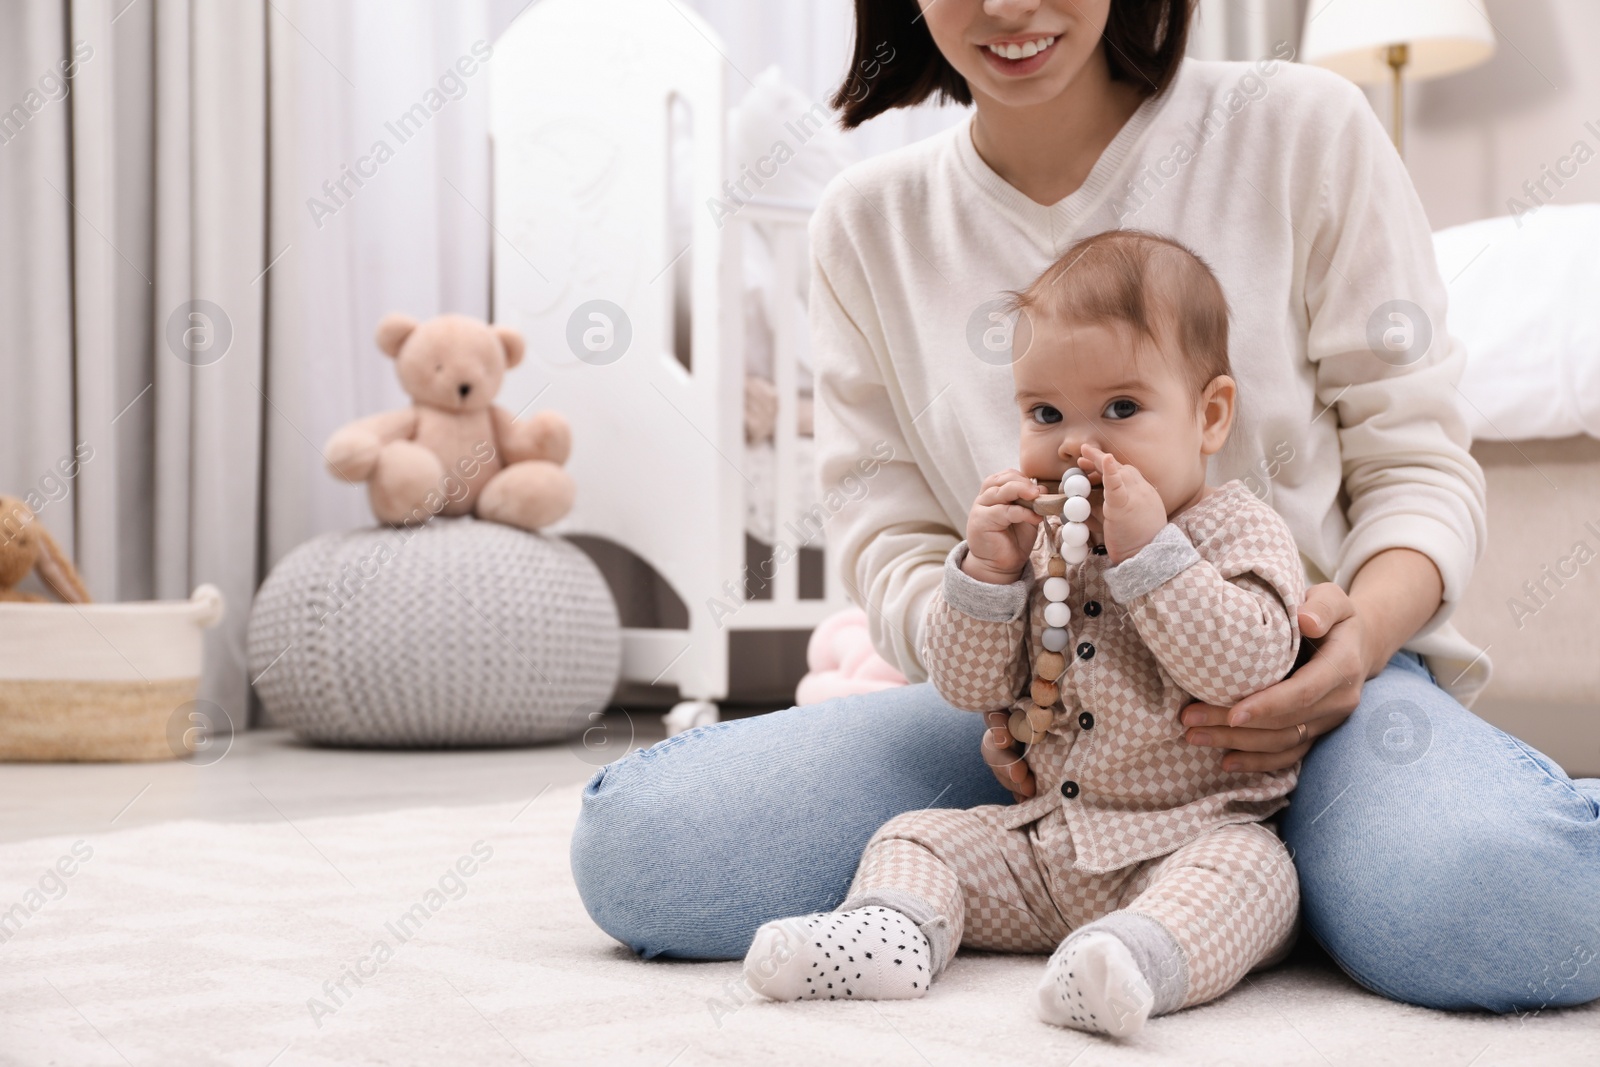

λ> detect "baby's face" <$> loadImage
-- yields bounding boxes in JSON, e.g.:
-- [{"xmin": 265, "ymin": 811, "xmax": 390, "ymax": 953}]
[{"xmin": 1013, "ymin": 314, "xmax": 1230, "ymax": 529}]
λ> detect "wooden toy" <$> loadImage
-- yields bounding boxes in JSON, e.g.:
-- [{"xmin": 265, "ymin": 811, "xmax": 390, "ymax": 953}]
[{"xmin": 1009, "ymin": 475, "xmax": 1092, "ymax": 744}]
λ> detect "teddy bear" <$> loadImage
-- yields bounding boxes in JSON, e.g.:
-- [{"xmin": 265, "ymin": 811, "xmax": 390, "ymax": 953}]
[
  {"xmin": 323, "ymin": 313, "xmax": 576, "ymax": 532},
  {"xmin": 0, "ymin": 495, "xmax": 92, "ymax": 603}
]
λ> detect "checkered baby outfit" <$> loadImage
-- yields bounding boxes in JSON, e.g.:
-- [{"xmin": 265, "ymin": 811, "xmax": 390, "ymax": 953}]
[
  {"xmin": 843, "ymin": 479, "xmax": 1308, "ymax": 1009},
  {"xmin": 845, "ymin": 809, "xmax": 1299, "ymax": 1009}
]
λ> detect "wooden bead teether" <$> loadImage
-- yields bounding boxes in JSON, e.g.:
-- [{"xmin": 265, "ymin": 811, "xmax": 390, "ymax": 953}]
[{"xmin": 1015, "ymin": 475, "xmax": 1093, "ymax": 744}]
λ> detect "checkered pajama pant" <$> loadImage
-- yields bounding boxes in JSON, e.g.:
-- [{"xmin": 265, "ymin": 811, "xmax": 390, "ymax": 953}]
[{"xmin": 840, "ymin": 806, "xmax": 1299, "ymax": 1009}]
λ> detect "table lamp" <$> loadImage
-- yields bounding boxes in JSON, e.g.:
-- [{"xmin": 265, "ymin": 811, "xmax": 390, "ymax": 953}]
[{"xmin": 1300, "ymin": 0, "xmax": 1496, "ymax": 157}]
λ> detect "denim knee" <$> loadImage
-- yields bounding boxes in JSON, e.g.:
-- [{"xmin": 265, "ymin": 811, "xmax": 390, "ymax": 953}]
[
  {"xmin": 1285, "ymin": 651, "xmax": 1600, "ymax": 1011},
  {"xmin": 568, "ymin": 726, "xmax": 731, "ymax": 960},
  {"xmin": 568, "ymin": 686, "xmax": 1010, "ymax": 962}
]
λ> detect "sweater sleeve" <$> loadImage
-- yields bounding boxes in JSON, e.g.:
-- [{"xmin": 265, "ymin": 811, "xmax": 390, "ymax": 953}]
[
  {"xmin": 918, "ymin": 541, "xmax": 1033, "ymax": 711},
  {"xmin": 809, "ymin": 216, "xmax": 956, "ymax": 684},
  {"xmin": 1303, "ymin": 76, "xmax": 1487, "ymax": 635},
  {"xmin": 1103, "ymin": 507, "xmax": 1306, "ymax": 707}
]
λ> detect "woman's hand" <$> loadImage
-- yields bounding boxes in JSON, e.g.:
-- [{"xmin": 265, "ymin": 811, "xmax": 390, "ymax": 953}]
[
  {"xmin": 1178, "ymin": 581, "xmax": 1370, "ymax": 772},
  {"xmin": 1182, "ymin": 548, "xmax": 1444, "ymax": 771},
  {"xmin": 981, "ymin": 710, "xmax": 1036, "ymax": 801},
  {"xmin": 963, "ymin": 468, "xmax": 1043, "ymax": 585}
]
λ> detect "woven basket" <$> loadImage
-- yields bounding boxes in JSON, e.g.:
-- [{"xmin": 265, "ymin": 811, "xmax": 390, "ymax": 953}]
[{"xmin": 0, "ymin": 586, "xmax": 225, "ymax": 761}]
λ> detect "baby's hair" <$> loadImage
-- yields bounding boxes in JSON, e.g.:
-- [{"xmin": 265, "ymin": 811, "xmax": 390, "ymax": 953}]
[{"xmin": 1003, "ymin": 229, "xmax": 1231, "ymax": 400}]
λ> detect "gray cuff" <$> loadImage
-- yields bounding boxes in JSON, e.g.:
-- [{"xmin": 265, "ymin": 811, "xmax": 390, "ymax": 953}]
[
  {"xmin": 839, "ymin": 887, "xmax": 957, "ymax": 978},
  {"xmin": 1065, "ymin": 910, "xmax": 1189, "ymax": 1015},
  {"xmin": 941, "ymin": 541, "xmax": 1031, "ymax": 623},
  {"xmin": 1103, "ymin": 523, "xmax": 1200, "ymax": 604}
]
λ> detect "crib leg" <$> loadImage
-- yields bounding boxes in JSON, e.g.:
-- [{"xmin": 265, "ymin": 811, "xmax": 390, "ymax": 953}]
[{"xmin": 663, "ymin": 699, "xmax": 720, "ymax": 736}]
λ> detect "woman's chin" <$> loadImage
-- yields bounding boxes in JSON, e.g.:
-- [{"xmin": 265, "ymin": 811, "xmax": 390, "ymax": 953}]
[{"xmin": 975, "ymin": 77, "xmax": 1073, "ymax": 112}]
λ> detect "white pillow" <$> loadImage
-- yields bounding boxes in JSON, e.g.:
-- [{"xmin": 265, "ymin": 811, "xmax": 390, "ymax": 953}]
[{"xmin": 1434, "ymin": 203, "xmax": 1600, "ymax": 441}]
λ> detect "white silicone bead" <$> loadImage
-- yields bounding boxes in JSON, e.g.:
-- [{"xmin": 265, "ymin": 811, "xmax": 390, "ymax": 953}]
[
  {"xmin": 1041, "ymin": 626, "xmax": 1069, "ymax": 652},
  {"xmin": 1043, "ymin": 576, "xmax": 1071, "ymax": 602},
  {"xmin": 1062, "ymin": 496, "xmax": 1091, "ymax": 522},
  {"xmin": 1043, "ymin": 601, "xmax": 1071, "ymax": 628},
  {"xmin": 1062, "ymin": 540, "xmax": 1089, "ymax": 564},
  {"xmin": 1061, "ymin": 521, "xmax": 1089, "ymax": 546},
  {"xmin": 1062, "ymin": 474, "xmax": 1092, "ymax": 497}
]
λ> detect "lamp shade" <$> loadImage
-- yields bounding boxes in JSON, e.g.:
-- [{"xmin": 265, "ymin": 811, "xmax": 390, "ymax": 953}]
[{"xmin": 1301, "ymin": 0, "xmax": 1495, "ymax": 84}]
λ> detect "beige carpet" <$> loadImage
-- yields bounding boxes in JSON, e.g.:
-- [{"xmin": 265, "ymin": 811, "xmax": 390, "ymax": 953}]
[{"xmin": 0, "ymin": 783, "xmax": 1594, "ymax": 1066}]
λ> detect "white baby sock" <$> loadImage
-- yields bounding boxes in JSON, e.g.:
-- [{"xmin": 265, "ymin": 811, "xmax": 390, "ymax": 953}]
[
  {"xmin": 1037, "ymin": 930, "xmax": 1156, "ymax": 1037},
  {"xmin": 743, "ymin": 905, "xmax": 932, "ymax": 1001}
]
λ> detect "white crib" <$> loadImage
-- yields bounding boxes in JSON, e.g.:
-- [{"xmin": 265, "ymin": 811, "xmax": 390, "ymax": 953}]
[{"xmin": 490, "ymin": 0, "xmax": 847, "ymax": 731}]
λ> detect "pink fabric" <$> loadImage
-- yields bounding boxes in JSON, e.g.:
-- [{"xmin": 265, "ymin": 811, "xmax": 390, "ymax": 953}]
[{"xmin": 795, "ymin": 607, "xmax": 909, "ymax": 706}]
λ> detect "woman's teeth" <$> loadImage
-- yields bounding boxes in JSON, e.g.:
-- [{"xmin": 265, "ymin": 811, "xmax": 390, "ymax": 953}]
[{"xmin": 987, "ymin": 36, "xmax": 1056, "ymax": 60}]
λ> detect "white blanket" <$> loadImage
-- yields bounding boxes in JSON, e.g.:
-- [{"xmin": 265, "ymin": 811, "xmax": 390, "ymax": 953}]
[{"xmin": 1435, "ymin": 203, "xmax": 1600, "ymax": 441}]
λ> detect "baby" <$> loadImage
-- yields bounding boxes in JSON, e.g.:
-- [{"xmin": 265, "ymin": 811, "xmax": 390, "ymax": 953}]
[{"xmin": 742, "ymin": 230, "xmax": 1308, "ymax": 1037}]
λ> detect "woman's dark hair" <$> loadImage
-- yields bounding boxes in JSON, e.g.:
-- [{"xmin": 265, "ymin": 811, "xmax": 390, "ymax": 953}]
[{"xmin": 829, "ymin": 0, "xmax": 1194, "ymax": 129}]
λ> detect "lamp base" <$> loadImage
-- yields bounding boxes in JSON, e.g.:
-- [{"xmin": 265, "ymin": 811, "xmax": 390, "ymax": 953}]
[{"xmin": 1386, "ymin": 42, "xmax": 1409, "ymax": 158}]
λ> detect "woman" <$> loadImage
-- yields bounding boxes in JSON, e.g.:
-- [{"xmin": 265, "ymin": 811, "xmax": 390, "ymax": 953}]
[{"xmin": 571, "ymin": 0, "xmax": 1600, "ymax": 1013}]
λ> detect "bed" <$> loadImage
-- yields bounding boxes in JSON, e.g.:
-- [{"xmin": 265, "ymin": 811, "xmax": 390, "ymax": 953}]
[{"xmin": 1434, "ymin": 205, "xmax": 1600, "ymax": 776}]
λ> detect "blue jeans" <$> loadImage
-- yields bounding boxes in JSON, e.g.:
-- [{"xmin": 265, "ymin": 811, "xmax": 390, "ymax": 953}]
[{"xmin": 570, "ymin": 650, "xmax": 1600, "ymax": 1012}]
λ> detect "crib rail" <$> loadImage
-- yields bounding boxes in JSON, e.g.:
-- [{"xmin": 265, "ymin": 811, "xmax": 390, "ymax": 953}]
[{"xmin": 728, "ymin": 197, "xmax": 840, "ymax": 627}]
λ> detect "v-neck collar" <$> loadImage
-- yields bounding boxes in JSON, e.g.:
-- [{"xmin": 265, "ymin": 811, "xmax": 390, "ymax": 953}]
[{"xmin": 953, "ymin": 59, "xmax": 1184, "ymax": 234}]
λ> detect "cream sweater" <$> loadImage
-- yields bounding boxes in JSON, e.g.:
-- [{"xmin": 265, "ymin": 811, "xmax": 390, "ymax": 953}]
[{"xmin": 809, "ymin": 56, "xmax": 1491, "ymax": 706}]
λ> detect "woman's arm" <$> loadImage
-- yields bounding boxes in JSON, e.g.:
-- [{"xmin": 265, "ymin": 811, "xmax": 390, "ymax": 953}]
[
  {"xmin": 1175, "ymin": 75, "xmax": 1482, "ymax": 771},
  {"xmin": 1300, "ymin": 81, "xmax": 1484, "ymax": 628},
  {"xmin": 1349, "ymin": 547, "xmax": 1445, "ymax": 676},
  {"xmin": 809, "ymin": 208, "xmax": 957, "ymax": 683},
  {"xmin": 1178, "ymin": 547, "xmax": 1443, "ymax": 773}
]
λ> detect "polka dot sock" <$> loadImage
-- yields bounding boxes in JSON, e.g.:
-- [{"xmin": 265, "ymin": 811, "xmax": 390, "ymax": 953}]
[
  {"xmin": 1036, "ymin": 930, "xmax": 1155, "ymax": 1037},
  {"xmin": 743, "ymin": 905, "xmax": 932, "ymax": 1001}
]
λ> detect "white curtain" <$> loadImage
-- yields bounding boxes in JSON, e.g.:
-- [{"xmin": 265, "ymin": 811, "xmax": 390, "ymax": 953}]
[
  {"xmin": 0, "ymin": 0, "xmax": 269, "ymax": 726},
  {"xmin": 261, "ymin": 0, "xmax": 492, "ymax": 565},
  {"xmin": 0, "ymin": 0, "xmax": 493, "ymax": 729},
  {"xmin": 1189, "ymin": 0, "xmax": 1305, "ymax": 61},
  {"xmin": 0, "ymin": 4, "xmax": 77, "ymax": 577}
]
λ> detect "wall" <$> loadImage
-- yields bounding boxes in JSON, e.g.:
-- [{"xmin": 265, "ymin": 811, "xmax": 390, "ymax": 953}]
[{"xmin": 1405, "ymin": 0, "xmax": 1600, "ymax": 229}]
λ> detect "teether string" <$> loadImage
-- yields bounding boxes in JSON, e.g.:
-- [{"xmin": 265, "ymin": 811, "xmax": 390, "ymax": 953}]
[{"xmin": 1008, "ymin": 472, "xmax": 1092, "ymax": 744}]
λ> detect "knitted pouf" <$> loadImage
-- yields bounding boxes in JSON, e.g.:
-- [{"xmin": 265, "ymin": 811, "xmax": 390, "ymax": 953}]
[{"xmin": 246, "ymin": 517, "xmax": 620, "ymax": 747}]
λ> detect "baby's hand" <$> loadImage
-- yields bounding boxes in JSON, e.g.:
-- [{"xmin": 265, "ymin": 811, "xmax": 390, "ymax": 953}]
[
  {"xmin": 963, "ymin": 468, "xmax": 1044, "ymax": 585},
  {"xmin": 1079, "ymin": 444, "xmax": 1166, "ymax": 564}
]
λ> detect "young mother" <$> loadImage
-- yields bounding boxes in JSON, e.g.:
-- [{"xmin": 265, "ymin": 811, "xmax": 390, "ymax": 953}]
[{"xmin": 573, "ymin": 0, "xmax": 1600, "ymax": 1012}]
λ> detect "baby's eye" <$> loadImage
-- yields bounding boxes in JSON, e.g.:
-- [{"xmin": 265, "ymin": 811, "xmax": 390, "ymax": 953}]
[
  {"xmin": 1030, "ymin": 404, "xmax": 1062, "ymax": 425},
  {"xmin": 1104, "ymin": 398, "xmax": 1138, "ymax": 420}
]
